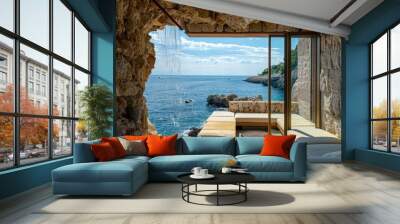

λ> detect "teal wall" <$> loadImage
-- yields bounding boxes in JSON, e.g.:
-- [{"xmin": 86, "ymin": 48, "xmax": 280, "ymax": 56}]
[
  {"xmin": 91, "ymin": 0, "xmax": 116, "ymax": 135},
  {"xmin": 344, "ymin": 0, "xmax": 400, "ymax": 170},
  {"xmin": 0, "ymin": 158, "xmax": 72, "ymax": 199},
  {"xmin": 0, "ymin": 0, "xmax": 116, "ymax": 200}
]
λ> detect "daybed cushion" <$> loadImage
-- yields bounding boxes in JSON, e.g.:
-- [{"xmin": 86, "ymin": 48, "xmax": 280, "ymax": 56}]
[
  {"xmin": 149, "ymin": 154, "xmax": 235, "ymax": 172},
  {"xmin": 52, "ymin": 156, "xmax": 149, "ymax": 195},
  {"xmin": 236, "ymin": 155, "xmax": 293, "ymax": 172},
  {"xmin": 179, "ymin": 137, "xmax": 235, "ymax": 155},
  {"xmin": 53, "ymin": 157, "xmax": 148, "ymax": 183}
]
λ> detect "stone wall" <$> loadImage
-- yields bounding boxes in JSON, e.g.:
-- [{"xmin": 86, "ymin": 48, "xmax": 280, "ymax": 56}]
[
  {"xmin": 229, "ymin": 101, "xmax": 299, "ymax": 114},
  {"xmin": 320, "ymin": 35, "xmax": 342, "ymax": 137},
  {"xmin": 292, "ymin": 38, "xmax": 312, "ymax": 120}
]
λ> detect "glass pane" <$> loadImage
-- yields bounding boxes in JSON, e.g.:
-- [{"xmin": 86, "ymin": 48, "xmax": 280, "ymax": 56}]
[
  {"xmin": 372, "ymin": 33, "xmax": 387, "ymax": 76},
  {"xmin": 20, "ymin": 0, "xmax": 49, "ymax": 49},
  {"xmin": 75, "ymin": 120, "xmax": 88, "ymax": 143},
  {"xmin": 0, "ymin": 0, "xmax": 14, "ymax": 31},
  {"xmin": 372, "ymin": 121, "xmax": 388, "ymax": 151},
  {"xmin": 270, "ymin": 37, "xmax": 284, "ymax": 135},
  {"xmin": 391, "ymin": 120, "xmax": 400, "ymax": 153},
  {"xmin": 53, "ymin": 59, "xmax": 72, "ymax": 117},
  {"xmin": 53, "ymin": 119, "xmax": 72, "ymax": 157},
  {"xmin": 20, "ymin": 117, "xmax": 49, "ymax": 165},
  {"xmin": 391, "ymin": 24, "xmax": 400, "ymax": 70},
  {"xmin": 372, "ymin": 76, "xmax": 387, "ymax": 119},
  {"xmin": 290, "ymin": 37, "xmax": 315, "ymax": 129},
  {"xmin": 391, "ymin": 72, "xmax": 400, "ymax": 118},
  {"xmin": 74, "ymin": 18, "xmax": 89, "ymax": 70},
  {"xmin": 0, "ymin": 35, "xmax": 14, "ymax": 112},
  {"xmin": 20, "ymin": 44, "xmax": 49, "ymax": 115},
  {"xmin": 74, "ymin": 69, "xmax": 89, "ymax": 118},
  {"xmin": 53, "ymin": 0, "xmax": 72, "ymax": 60},
  {"xmin": 0, "ymin": 116, "xmax": 13, "ymax": 170}
]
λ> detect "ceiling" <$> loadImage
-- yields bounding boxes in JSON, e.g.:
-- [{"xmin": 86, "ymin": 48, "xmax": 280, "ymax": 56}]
[{"xmin": 166, "ymin": 0, "xmax": 384, "ymax": 37}]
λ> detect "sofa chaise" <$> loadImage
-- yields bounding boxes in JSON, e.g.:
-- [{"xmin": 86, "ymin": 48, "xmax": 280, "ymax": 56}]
[{"xmin": 52, "ymin": 137, "xmax": 307, "ymax": 196}]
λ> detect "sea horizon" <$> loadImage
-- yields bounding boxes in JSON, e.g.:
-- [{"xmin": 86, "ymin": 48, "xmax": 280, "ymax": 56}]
[{"xmin": 145, "ymin": 74, "xmax": 282, "ymax": 135}]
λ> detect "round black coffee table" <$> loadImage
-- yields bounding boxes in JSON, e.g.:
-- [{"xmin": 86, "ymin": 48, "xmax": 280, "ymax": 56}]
[{"xmin": 177, "ymin": 173, "xmax": 255, "ymax": 206}]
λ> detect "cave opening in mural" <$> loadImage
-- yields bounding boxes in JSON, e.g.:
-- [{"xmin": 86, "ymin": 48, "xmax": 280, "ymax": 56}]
[{"xmin": 144, "ymin": 26, "xmax": 327, "ymax": 138}]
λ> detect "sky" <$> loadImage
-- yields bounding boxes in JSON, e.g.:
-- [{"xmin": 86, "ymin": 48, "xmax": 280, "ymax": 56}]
[{"xmin": 150, "ymin": 26, "xmax": 285, "ymax": 76}]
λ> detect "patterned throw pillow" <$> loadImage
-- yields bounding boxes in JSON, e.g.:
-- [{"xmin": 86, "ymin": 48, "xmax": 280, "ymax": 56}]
[{"xmin": 118, "ymin": 137, "xmax": 147, "ymax": 156}]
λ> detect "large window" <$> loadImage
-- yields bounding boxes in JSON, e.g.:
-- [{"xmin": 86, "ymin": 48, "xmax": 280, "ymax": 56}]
[
  {"xmin": 371, "ymin": 23, "xmax": 400, "ymax": 153},
  {"xmin": 0, "ymin": 0, "xmax": 91, "ymax": 170}
]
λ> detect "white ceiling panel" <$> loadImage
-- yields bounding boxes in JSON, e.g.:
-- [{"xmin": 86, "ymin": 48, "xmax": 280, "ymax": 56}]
[{"xmin": 167, "ymin": 0, "xmax": 384, "ymax": 38}]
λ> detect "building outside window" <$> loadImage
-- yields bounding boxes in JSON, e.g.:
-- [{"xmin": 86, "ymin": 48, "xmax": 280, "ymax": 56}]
[
  {"xmin": 371, "ymin": 23, "xmax": 400, "ymax": 154},
  {"xmin": 0, "ymin": 0, "xmax": 92, "ymax": 170},
  {"xmin": 28, "ymin": 81, "xmax": 34, "ymax": 94},
  {"xmin": 28, "ymin": 66, "xmax": 34, "ymax": 79}
]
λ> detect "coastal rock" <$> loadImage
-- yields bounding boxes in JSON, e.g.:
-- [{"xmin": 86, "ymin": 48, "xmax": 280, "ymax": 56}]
[
  {"xmin": 183, "ymin": 127, "xmax": 202, "ymax": 137},
  {"xmin": 245, "ymin": 69, "xmax": 297, "ymax": 90},
  {"xmin": 207, "ymin": 94, "xmax": 262, "ymax": 108}
]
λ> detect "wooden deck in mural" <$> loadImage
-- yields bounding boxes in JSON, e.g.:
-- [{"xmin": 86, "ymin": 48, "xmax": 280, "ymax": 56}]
[{"xmin": 198, "ymin": 111, "xmax": 338, "ymax": 139}]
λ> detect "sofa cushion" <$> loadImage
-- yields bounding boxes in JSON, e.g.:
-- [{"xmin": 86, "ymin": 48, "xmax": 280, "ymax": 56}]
[
  {"xmin": 236, "ymin": 137, "xmax": 264, "ymax": 155},
  {"xmin": 149, "ymin": 154, "xmax": 235, "ymax": 172},
  {"xmin": 101, "ymin": 137, "xmax": 127, "ymax": 158},
  {"xmin": 180, "ymin": 137, "xmax": 235, "ymax": 155},
  {"xmin": 73, "ymin": 140, "xmax": 100, "ymax": 163},
  {"xmin": 53, "ymin": 158, "xmax": 147, "ymax": 183},
  {"xmin": 236, "ymin": 155, "xmax": 293, "ymax": 172},
  {"xmin": 260, "ymin": 135, "xmax": 296, "ymax": 159},
  {"xmin": 118, "ymin": 137, "xmax": 147, "ymax": 156},
  {"xmin": 147, "ymin": 134, "xmax": 178, "ymax": 157},
  {"xmin": 91, "ymin": 142, "xmax": 118, "ymax": 161}
]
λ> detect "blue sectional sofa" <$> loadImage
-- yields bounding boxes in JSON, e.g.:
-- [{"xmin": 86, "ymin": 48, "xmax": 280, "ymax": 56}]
[{"xmin": 52, "ymin": 137, "xmax": 307, "ymax": 196}]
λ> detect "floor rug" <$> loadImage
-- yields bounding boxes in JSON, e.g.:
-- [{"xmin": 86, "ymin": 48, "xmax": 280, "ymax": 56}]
[{"xmin": 38, "ymin": 183, "xmax": 362, "ymax": 214}]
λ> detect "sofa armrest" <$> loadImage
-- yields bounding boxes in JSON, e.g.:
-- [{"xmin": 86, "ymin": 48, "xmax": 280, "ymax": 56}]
[
  {"xmin": 73, "ymin": 140, "xmax": 100, "ymax": 163},
  {"xmin": 289, "ymin": 142, "xmax": 307, "ymax": 181}
]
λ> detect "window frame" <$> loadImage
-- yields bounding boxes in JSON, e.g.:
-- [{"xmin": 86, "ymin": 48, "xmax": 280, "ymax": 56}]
[
  {"xmin": 0, "ymin": 0, "xmax": 92, "ymax": 171},
  {"xmin": 370, "ymin": 21, "xmax": 400, "ymax": 154}
]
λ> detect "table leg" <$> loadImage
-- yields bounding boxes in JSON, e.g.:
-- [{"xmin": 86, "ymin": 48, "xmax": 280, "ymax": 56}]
[
  {"xmin": 245, "ymin": 183, "xmax": 247, "ymax": 201},
  {"xmin": 195, "ymin": 184, "xmax": 198, "ymax": 192},
  {"xmin": 217, "ymin": 184, "xmax": 219, "ymax": 206}
]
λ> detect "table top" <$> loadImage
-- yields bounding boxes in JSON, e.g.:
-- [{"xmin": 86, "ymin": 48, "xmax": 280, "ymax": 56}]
[{"xmin": 177, "ymin": 172, "xmax": 255, "ymax": 185}]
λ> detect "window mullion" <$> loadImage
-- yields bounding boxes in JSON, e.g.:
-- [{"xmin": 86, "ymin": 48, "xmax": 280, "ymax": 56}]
[
  {"xmin": 388, "ymin": 30, "xmax": 391, "ymax": 152},
  {"xmin": 71, "ymin": 10, "xmax": 76, "ymax": 155},
  {"xmin": 48, "ymin": 0, "xmax": 54, "ymax": 160},
  {"xmin": 13, "ymin": 0, "xmax": 21, "ymax": 167}
]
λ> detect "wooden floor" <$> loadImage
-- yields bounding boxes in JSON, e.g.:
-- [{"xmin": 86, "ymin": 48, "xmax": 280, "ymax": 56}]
[
  {"xmin": 1, "ymin": 162, "xmax": 400, "ymax": 224},
  {"xmin": 198, "ymin": 111, "xmax": 339, "ymax": 139}
]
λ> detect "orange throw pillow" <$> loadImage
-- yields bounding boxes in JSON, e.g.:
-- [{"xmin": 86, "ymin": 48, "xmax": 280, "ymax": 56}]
[
  {"xmin": 91, "ymin": 142, "xmax": 117, "ymax": 162},
  {"xmin": 124, "ymin": 135, "xmax": 148, "ymax": 141},
  {"xmin": 146, "ymin": 134, "xmax": 177, "ymax": 157},
  {"xmin": 260, "ymin": 135, "xmax": 296, "ymax": 159},
  {"xmin": 101, "ymin": 137, "xmax": 126, "ymax": 158}
]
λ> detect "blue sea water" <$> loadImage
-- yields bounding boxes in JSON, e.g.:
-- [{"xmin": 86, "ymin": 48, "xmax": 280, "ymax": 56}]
[{"xmin": 144, "ymin": 75, "xmax": 284, "ymax": 135}]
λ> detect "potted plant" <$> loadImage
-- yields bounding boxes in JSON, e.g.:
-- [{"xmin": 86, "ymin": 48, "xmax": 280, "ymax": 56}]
[{"xmin": 79, "ymin": 84, "xmax": 113, "ymax": 140}]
